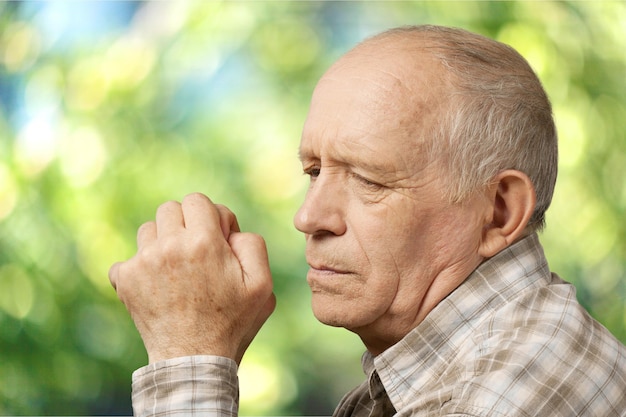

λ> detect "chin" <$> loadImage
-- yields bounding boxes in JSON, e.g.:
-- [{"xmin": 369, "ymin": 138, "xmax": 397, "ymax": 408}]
[
  {"xmin": 311, "ymin": 296, "xmax": 367, "ymax": 330},
  {"xmin": 312, "ymin": 311, "xmax": 347, "ymax": 328}
]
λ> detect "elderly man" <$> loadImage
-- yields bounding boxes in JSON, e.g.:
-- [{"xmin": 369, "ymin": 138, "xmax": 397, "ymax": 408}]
[{"xmin": 109, "ymin": 25, "xmax": 626, "ymax": 416}]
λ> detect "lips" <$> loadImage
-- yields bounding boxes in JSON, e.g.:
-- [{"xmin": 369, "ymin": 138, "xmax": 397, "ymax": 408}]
[
  {"xmin": 307, "ymin": 261, "xmax": 350, "ymax": 275},
  {"xmin": 306, "ymin": 263, "xmax": 353, "ymax": 292},
  {"xmin": 305, "ymin": 246, "xmax": 354, "ymax": 282}
]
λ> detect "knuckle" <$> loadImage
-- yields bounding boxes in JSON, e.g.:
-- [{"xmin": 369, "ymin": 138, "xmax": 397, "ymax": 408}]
[
  {"xmin": 132, "ymin": 240, "xmax": 175, "ymax": 272},
  {"xmin": 251, "ymin": 233, "xmax": 267, "ymax": 246},
  {"xmin": 248, "ymin": 233, "xmax": 269, "ymax": 253},
  {"xmin": 188, "ymin": 235, "xmax": 212, "ymax": 259},
  {"xmin": 160, "ymin": 199, "xmax": 179, "ymax": 209},
  {"xmin": 184, "ymin": 192, "xmax": 208, "ymax": 204},
  {"xmin": 215, "ymin": 204, "xmax": 234, "ymax": 218},
  {"xmin": 158, "ymin": 231, "xmax": 215, "ymax": 263},
  {"xmin": 243, "ymin": 232, "xmax": 263, "ymax": 242},
  {"xmin": 232, "ymin": 232, "xmax": 266, "ymax": 247},
  {"xmin": 157, "ymin": 200, "xmax": 181, "ymax": 214},
  {"xmin": 137, "ymin": 221, "xmax": 155, "ymax": 236},
  {"xmin": 108, "ymin": 260, "xmax": 134, "ymax": 301},
  {"xmin": 158, "ymin": 237, "xmax": 186, "ymax": 261}
]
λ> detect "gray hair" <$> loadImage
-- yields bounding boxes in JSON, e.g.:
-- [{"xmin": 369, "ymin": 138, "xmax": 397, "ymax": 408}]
[{"xmin": 372, "ymin": 25, "xmax": 558, "ymax": 231}]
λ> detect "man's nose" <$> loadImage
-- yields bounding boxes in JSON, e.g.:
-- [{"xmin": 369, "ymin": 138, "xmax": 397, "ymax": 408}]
[{"xmin": 293, "ymin": 174, "xmax": 346, "ymax": 237}]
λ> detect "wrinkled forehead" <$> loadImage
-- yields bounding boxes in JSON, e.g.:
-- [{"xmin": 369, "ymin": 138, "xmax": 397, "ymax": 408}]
[
  {"xmin": 304, "ymin": 37, "xmax": 451, "ymax": 146},
  {"xmin": 300, "ymin": 38, "xmax": 453, "ymax": 175}
]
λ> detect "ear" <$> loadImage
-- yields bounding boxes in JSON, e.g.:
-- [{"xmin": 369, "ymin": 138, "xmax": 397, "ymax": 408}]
[{"xmin": 478, "ymin": 170, "xmax": 536, "ymax": 258}]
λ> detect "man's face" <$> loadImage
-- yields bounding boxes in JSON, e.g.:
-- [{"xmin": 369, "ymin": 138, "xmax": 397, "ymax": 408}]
[{"xmin": 294, "ymin": 41, "xmax": 490, "ymax": 353}]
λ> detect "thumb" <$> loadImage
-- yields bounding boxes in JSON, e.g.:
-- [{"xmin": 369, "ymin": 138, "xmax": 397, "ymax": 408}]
[
  {"xmin": 229, "ymin": 232, "xmax": 275, "ymax": 364},
  {"xmin": 228, "ymin": 232, "xmax": 273, "ymax": 292}
]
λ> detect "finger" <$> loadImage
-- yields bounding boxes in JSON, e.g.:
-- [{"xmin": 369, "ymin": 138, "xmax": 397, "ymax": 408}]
[
  {"xmin": 137, "ymin": 221, "xmax": 157, "ymax": 249},
  {"xmin": 155, "ymin": 200, "xmax": 184, "ymax": 238},
  {"xmin": 228, "ymin": 232, "xmax": 272, "ymax": 290},
  {"xmin": 216, "ymin": 204, "xmax": 240, "ymax": 239},
  {"xmin": 180, "ymin": 193, "xmax": 223, "ymax": 235}
]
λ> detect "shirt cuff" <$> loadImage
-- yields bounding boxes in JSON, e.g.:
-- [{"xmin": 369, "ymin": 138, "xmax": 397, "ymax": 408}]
[{"xmin": 132, "ymin": 355, "xmax": 239, "ymax": 417}]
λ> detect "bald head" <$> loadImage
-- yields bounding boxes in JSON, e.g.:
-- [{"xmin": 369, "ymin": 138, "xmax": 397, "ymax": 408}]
[{"xmin": 328, "ymin": 25, "xmax": 558, "ymax": 231}]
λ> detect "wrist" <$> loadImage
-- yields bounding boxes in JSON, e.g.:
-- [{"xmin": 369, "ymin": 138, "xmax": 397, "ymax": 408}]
[{"xmin": 146, "ymin": 339, "xmax": 239, "ymax": 364}]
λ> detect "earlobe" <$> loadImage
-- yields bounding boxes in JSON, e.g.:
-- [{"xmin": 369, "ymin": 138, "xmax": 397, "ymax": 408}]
[{"xmin": 478, "ymin": 170, "xmax": 536, "ymax": 258}]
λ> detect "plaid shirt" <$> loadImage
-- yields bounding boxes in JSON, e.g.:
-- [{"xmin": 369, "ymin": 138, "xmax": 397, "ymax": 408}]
[
  {"xmin": 132, "ymin": 355, "xmax": 239, "ymax": 416},
  {"xmin": 132, "ymin": 234, "xmax": 626, "ymax": 416}
]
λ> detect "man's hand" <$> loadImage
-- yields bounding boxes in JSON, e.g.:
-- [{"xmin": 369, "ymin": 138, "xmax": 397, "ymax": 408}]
[{"xmin": 109, "ymin": 193, "xmax": 276, "ymax": 364}]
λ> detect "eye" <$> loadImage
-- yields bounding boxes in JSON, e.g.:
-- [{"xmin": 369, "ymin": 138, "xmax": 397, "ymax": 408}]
[
  {"xmin": 353, "ymin": 173, "xmax": 383, "ymax": 190},
  {"xmin": 303, "ymin": 166, "xmax": 321, "ymax": 179}
]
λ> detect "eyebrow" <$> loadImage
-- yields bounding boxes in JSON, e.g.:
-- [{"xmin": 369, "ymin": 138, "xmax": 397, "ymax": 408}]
[
  {"xmin": 297, "ymin": 147, "xmax": 310, "ymax": 162},
  {"xmin": 297, "ymin": 144, "xmax": 399, "ymax": 179}
]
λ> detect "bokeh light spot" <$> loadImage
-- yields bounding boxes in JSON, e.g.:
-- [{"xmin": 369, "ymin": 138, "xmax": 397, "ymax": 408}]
[
  {"xmin": 75, "ymin": 303, "xmax": 128, "ymax": 361},
  {"xmin": 0, "ymin": 264, "xmax": 34, "ymax": 319},
  {"xmin": 253, "ymin": 19, "xmax": 321, "ymax": 72},
  {"xmin": 14, "ymin": 114, "xmax": 59, "ymax": 178},
  {"xmin": 75, "ymin": 220, "xmax": 133, "ymax": 296},
  {"xmin": 1, "ymin": 21, "xmax": 41, "ymax": 72},
  {"xmin": 58, "ymin": 125, "xmax": 108, "ymax": 188},
  {"xmin": 554, "ymin": 104, "xmax": 587, "ymax": 168},
  {"xmin": 105, "ymin": 34, "xmax": 156, "ymax": 89},
  {"xmin": 239, "ymin": 349, "xmax": 297, "ymax": 414},
  {"xmin": 66, "ymin": 57, "xmax": 111, "ymax": 111},
  {"xmin": 0, "ymin": 163, "xmax": 18, "ymax": 220}
]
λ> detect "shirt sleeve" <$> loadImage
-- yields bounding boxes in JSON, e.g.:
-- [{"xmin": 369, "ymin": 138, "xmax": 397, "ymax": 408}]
[{"xmin": 131, "ymin": 355, "xmax": 239, "ymax": 417}]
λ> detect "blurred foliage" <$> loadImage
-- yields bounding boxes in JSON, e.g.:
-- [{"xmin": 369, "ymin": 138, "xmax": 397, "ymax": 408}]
[{"xmin": 0, "ymin": 1, "xmax": 625, "ymax": 415}]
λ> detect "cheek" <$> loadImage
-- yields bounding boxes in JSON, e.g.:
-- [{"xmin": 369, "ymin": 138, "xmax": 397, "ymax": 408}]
[
  {"xmin": 346, "ymin": 199, "xmax": 448, "ymax": 291},
  {"xmin": 354, "ymin": 230, "xmax": 413, "ymax": 303},
  {"xmin": 341, "ymin": 230, "xmax": 404, "ymax": 309},
  {"xmin": 364, "ymin": 208, "xmax": 445, "ymax": 287}
]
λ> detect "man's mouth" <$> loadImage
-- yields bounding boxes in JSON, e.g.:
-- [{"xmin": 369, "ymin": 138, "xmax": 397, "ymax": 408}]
[
  {"xmin": 308, "ymin": 263, "xmax": 351, "ymax": 275},
  {"xmin": 308, "ymin": 259, "xmax": 339, "ymax": 269}
]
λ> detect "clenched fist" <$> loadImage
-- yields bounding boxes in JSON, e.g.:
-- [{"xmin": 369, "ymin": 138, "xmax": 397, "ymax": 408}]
[{"xmin": 109, "ymin": 193, "xmax": 276, "ymax": 364}]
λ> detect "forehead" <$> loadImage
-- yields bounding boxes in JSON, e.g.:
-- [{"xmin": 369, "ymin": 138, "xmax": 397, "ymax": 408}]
[{"xmin": 299, "ymin": 39, "xmax": 449, "ymax": 168}]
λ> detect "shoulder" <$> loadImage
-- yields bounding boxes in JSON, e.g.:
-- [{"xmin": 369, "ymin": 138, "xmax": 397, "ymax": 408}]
[{"xmin": 449, "ymin": 283, "xmax": 626, "ymax": 416}]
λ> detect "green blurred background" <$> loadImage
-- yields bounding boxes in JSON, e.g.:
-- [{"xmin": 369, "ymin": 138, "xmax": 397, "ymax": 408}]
[{"xmin": 1, "ymin": 1, "xmax": 625, "ymax": 415}]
